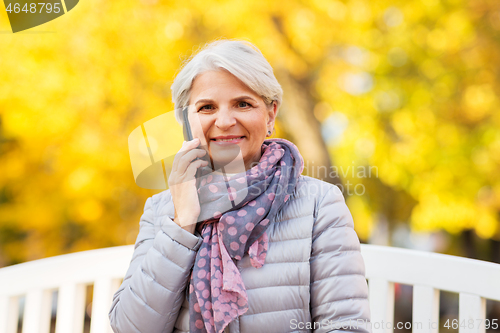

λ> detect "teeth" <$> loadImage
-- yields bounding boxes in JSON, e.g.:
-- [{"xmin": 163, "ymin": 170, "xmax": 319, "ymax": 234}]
[{"xmin": 214, "ymin": 137, "xmax": 243, "ymax": 142}]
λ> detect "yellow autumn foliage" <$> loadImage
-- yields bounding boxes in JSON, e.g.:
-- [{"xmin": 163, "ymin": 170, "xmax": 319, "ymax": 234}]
[{"xmin": 1, "ymin": 0, "xmax": 500, "ymax": 266}]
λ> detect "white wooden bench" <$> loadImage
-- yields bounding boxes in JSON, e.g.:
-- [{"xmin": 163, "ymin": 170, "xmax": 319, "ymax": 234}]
[{"xmin": 0, "ymin": 244, "xmax": 499, "ymax": 333}]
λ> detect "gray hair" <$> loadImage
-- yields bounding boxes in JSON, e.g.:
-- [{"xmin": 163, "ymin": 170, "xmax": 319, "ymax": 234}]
[{"xmin": 170, "ymin": 38, "xmax": 283, "ymax": 124}]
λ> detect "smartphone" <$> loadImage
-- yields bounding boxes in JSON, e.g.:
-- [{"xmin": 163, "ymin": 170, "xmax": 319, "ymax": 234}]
[
  {"xmin": 182, "ymin": 106, "xmax": 194, "ymax": 142},
  {"xmin": 181, "ymin": 106, "xmax": 243, "ymax": 211},
  {"xmin": 182, "ymin": 106, "xmax": 207, "ymax": 182}
]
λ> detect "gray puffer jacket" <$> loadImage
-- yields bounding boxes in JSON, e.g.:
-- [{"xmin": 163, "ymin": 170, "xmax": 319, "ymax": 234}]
[{"xmin": 109, "ymin": 175, "xmax": 371, "ymax": 333}]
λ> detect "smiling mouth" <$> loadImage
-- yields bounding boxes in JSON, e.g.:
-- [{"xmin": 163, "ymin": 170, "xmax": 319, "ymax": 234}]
[{"xmin": 211, "ymin": 136, "xmax": 245, "ymax": 142}]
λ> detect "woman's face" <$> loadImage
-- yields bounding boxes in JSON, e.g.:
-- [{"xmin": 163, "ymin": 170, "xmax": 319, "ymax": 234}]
[{"xmin": 187, "ymin": 69, "xmax": 277, "ymax": 172}]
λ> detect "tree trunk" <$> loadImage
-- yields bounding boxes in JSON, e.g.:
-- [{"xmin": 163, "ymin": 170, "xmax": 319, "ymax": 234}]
[
  {"xmin": 275, "ymin": 68, "xmax": 343, "ymax": 190},
  {"xmin": 270, "ymin": 15, "xmax": 343, "ymax": 193}
]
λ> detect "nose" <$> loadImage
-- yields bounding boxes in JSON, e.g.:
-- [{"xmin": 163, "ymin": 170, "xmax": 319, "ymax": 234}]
[{"xmin": 214, "ymin": 107, "xmax": 236, "ymax": 130}]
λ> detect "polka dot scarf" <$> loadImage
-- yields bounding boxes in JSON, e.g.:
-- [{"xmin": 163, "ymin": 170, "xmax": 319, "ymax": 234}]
[{"xmin": 188, "ymin": 138, "xmax": 304, "ymax": 333}]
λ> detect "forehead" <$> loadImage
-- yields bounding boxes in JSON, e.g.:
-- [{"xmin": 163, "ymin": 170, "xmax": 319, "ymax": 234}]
[{"xmin": 190, "ymin": 70, "xmax": 258, "ymax": 98}]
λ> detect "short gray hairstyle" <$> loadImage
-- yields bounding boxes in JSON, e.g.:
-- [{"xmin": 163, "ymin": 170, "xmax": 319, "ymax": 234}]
[{"xmin": 170, "ymin": 38, "xmax": 283, "ymax": 124}]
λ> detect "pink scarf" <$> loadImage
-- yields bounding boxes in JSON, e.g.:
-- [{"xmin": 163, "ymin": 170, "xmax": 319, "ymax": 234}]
[{"xmin": 188, "ymin": 138, "xmax": 304, "ymax": 333}]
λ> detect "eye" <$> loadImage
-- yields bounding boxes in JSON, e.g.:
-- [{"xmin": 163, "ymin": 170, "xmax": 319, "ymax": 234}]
[
  {"xmin": 238, "ymin": 101, "xmax": 252, "ymax": 108},
  {"xmin": 198, "ymin": 104, "xmax": 213, "ymax": 112}
]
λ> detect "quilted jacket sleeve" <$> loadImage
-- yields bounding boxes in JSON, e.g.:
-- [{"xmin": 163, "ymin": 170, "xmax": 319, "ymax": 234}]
[
  {"xmin": 310, "ymin": 184, "xmax": 371, "ymax": 333},
  {"xmin": 109, "ymin": 195, "xmax": 203, "ymax": 333}
]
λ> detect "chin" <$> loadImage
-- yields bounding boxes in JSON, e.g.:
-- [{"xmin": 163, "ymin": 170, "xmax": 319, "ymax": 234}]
[{"xmin": 209, "ymin": 143, "xmax": 245, "ymax": 172}]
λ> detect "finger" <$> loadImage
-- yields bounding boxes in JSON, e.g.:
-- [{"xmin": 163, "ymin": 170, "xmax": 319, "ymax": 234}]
[
  {"xmin": 172, "ymin": 138, "xmax": 200, "ymax": 173},
  {"xmin": 169, "ymin": 147, "xmax": 206, "ymax": 186},
  {"xmin": 170, "ymin": 158, "xmax": 207, "ymax": 186},
  {"xmin": 177, "ymin": 148, "xmax": 207, "ymax": 175},
  {"xmin": 171, "ymin": 140, "xmax": 188, "ymax": 173},
  {"xmin": 185, "ymin": 159, "xmax": 209, "ymax": 179}
]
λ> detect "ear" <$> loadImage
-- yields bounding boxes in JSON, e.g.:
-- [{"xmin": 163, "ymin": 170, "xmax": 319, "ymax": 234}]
[{"xmin": 266, "ymin": 101, "xmax": 278, "ymax": 129}]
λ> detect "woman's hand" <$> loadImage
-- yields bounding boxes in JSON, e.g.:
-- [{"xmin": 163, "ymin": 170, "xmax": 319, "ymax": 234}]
[{"xmin": 168, "ymin": 138, "xmax": 209, "ymax": 234}]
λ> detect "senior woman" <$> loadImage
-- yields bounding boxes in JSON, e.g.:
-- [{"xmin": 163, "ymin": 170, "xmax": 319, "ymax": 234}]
[{"xmin": 109, "ymin": 39, "xmax": 371, "ymax": 333}]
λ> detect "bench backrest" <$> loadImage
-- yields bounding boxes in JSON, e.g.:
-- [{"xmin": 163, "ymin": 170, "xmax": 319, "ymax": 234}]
[{"xmin": 0, "ymin": 244, "xmax": 499, "ymax": 333}]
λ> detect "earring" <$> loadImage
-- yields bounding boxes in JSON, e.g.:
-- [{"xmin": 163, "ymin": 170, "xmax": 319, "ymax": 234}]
[{"xmin": 267, "ymin": 130, "xmax": 271, "ymax": 136}]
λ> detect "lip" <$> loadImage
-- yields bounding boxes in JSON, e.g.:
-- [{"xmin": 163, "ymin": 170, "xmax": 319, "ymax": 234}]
[
  {"xmin": 211, "ymin": 135, "xmax": 245, "ymax": 140},
  {"xmin": 210, "ymin": 136, "xmax": 245, "ymax": 145}
]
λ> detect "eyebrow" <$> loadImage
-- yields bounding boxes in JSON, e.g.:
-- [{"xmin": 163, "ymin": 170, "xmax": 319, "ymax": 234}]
[{"xmin": 194, "ymin": 95, "xmax": 257, "ymax": 106}]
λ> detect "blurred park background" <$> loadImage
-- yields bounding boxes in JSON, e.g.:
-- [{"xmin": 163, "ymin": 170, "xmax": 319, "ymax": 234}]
[{"xmin": 1, "ymin": 0, "xmax": 500, "ymax": 329}]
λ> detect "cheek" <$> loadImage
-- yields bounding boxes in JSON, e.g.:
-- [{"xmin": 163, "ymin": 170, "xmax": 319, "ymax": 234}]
[
  {"xmin": 194, "ymin": 117, "xmax": 210, "ymax": 135},
  {"xmin": 244, "ymin": 115, "xmax": 268, "ymax": 136},
  {"xmin": 187, "ymin": 114, "xmax": 204, "ymax": 133},
  {"xmin": 189, "ymin": 120, "xmax": 210, "ymax": 147}
]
